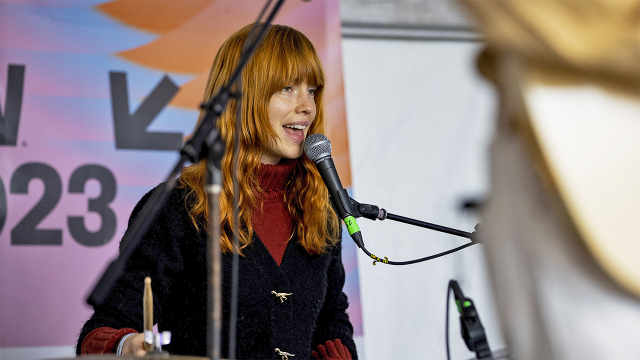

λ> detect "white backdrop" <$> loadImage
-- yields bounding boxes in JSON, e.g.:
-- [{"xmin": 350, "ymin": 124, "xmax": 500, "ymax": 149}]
[{"xmin": 342, "ymin": 38, "xmax": 505, "ymax": 359}]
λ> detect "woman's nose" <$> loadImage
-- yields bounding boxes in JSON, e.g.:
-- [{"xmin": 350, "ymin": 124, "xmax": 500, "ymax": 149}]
[{"xmin": 296, "ymin": 92, "xmax": 314, "ymax": 114}]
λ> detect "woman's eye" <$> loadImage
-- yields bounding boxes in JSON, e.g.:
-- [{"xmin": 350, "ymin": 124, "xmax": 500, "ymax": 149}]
[
  {"xmin": 308, "ymin": 88, "xmax": 317, "ymax": 95},
  {"xmin": 283, "ymin": 86, "xmax": 293, "ymax": 92}
]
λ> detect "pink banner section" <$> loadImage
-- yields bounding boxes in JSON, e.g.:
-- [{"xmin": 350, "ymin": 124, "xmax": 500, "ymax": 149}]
[{"xmin": 0, "ymin": 0, "xmax": 361, "ymax": 348}]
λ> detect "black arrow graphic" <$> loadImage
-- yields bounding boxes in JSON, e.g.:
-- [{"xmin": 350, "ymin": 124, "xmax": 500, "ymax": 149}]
[{"xmin": 110, "ymin": 72, "xmax": 183, "ymax": 151}]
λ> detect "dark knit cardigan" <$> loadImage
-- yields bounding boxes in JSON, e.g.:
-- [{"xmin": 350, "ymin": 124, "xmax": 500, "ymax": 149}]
[{"xmin": 76, "ymin": 184, "xmax": 356, "ymax": 359}]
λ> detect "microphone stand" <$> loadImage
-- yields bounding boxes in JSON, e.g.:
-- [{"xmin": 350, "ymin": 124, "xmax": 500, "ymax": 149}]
[
  {"xmin": 86, "ymin": 2, "xmax": 287, "ymax": 359},
  {"xmin": 205, "ymin": 131, "xmax": 225, "ymax": 360},
  {"xmin": 348, "ymin": 197, "xmax": 479, "ymax": 241}
]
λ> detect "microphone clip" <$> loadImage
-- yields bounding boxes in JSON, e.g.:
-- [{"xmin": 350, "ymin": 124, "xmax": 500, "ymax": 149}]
[{"xmin": 348, "ymin": 197, "xmax": 387, "ymax": 221}]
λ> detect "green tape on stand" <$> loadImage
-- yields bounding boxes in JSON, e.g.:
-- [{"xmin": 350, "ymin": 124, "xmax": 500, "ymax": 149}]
[{"xmin": 344, "ymin": 215, "xmax": 360, "ymax": 235}]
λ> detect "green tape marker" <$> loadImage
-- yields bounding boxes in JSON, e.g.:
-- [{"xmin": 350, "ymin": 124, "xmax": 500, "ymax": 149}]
[{"xmin": 344, "ymin": 215, "xmax": 360, "ymax": 235}]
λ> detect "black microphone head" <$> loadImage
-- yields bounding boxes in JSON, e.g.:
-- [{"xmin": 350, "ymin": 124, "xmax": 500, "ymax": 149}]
[{"xmin": 304, "ymin": 133, "xmax": 331, "ymax": 162}]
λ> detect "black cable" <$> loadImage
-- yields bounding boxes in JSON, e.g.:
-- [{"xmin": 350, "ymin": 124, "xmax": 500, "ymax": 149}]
[
  {"xmin": 446, "ymin": 281, "xmax": 453, "ymax": 360},
  {"xmin": 361, "ymin": 241, "xmax": 476, "ymax": 265}
]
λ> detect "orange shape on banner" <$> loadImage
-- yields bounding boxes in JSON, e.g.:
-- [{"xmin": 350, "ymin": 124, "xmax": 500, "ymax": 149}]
[
  {"xmin": 96, "ymin": 0, "xmax": 214, "ymax": 34},
  {"xmin": 100, "ymin": 0, "xmax": 306, "ymax": 75}
]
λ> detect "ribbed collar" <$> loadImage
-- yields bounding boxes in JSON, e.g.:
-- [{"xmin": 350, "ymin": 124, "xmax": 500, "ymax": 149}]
[{"xmin": 257, "ymin": 159, "xmax": 296, "ymax": 195}]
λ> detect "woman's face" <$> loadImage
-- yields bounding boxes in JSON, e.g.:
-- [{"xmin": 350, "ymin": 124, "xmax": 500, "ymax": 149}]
[{"xmin": 261, "ymin": 81, "xmax": 317, "ymax": 164}]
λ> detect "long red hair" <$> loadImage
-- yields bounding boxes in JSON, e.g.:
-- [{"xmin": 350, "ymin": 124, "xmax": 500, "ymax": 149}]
[{"xmin": 179, "ymin": 24, "xmax": 340, "ymax": 254}]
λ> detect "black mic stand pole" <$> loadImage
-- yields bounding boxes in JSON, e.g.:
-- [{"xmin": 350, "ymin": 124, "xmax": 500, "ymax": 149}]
[
  {"xmin": 86, "ymin": 98, "xmax": 229, "ymax": 308},
  {"xmin": 348, "ymin": 197, "xmax": 480, "ymax": 242},
  {"xmin": 204, "ymin": 129, "xmax": 225, "ymax": 360}
]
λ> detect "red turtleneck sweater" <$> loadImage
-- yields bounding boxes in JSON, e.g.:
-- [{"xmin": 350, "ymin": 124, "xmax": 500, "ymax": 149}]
[{"xmin": 251, "ymin": 160, "xmax": 296, "ymax": 265}]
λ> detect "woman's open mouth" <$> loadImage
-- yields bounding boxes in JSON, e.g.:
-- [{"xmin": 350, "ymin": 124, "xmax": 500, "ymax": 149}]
[{"xmin": 283, "ymin": 124, "xmax": 307, "ymax": 143}]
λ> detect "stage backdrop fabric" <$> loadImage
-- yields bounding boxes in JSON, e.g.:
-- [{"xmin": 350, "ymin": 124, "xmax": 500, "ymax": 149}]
[
  {"xmin": 0, "ymin": 0, "xmax": 362, "ymax": 353},
  {"xmin": 342, "ymin": 37, "xmax": 504, "ymax": 359}
]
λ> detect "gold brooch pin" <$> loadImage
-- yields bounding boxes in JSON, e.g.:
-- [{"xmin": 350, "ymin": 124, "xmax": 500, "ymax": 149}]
[{"xmin": 271, "ymin": 291, "xmax": 293, "ymax": 303}]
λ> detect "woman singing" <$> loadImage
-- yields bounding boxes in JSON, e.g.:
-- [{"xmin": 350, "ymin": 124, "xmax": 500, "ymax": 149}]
[{"xmin": 77, "ymin": 24, "xmax": 356, "ymax": 359}]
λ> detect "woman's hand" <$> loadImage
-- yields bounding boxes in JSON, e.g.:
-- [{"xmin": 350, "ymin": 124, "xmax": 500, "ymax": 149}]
[{"xmin": 121, "ymin": 333, "xmax": 147, "ymax": 357}]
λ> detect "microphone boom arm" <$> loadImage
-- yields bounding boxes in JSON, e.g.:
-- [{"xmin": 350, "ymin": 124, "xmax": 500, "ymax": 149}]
[{"xmin": 348, "ymin": 197, "xmax": 480, "ymax": 243}]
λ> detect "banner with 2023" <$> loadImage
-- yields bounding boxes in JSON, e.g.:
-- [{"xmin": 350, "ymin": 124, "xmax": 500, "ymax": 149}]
[{"xmin": 0, "ymin": 0, "xmax": 361, "ymax": 351}]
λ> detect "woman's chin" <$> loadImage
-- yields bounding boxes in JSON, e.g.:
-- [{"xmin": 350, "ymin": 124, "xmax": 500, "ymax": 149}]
[{"xmin": 278, "ymin": 147, "xmax": 304, "ymax": 161}]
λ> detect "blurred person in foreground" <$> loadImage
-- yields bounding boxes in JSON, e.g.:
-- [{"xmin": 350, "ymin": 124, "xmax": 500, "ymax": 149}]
[{"xmin": 461, "ymin": 0, "xmax": 640, "ymax": 358}]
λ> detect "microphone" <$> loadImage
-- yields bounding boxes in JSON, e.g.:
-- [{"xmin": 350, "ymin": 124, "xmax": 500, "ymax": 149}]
[
  {"xmin": 449, "ymin": 280, "xmax": 493, "ymax": 360},
  {"xmin": 304, "ymin": 134, "xmax": 364, "ymax": 248}
]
